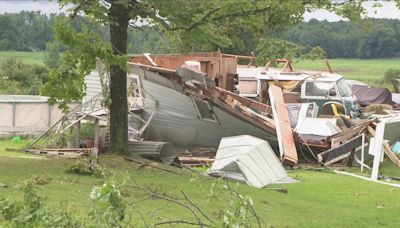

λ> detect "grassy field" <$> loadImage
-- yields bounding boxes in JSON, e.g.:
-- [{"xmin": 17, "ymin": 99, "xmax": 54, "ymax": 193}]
[
  {"xmin": 1, "ymin": 140, "xmax": 400, "ymax": 227},
  {"xmin": 0, "ymin": 51, "xmax": 44, "ymax": 65},
  {"xmin": 0, "ymin": 50, "xmax": 398, "ymax": 88},
  {"xmin": 295, "ymin": 58, "xmax": 400, "ymax": 88}
]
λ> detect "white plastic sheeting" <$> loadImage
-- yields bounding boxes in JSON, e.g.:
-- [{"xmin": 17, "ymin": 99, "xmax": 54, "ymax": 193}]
[
  {"xmin": 208, "ymin": 135, "xmax": 295, "ymax": 188},
  {"xmin": 295, "ymin": 118, "xmax": 340, "ymax": 136}
]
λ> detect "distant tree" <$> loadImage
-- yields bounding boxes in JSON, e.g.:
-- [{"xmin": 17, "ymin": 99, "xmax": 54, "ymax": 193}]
[
  {"xmin": 44, "ymin": 41, "xmax": 60, "ymax": 69},
  {"xmin": 277, "ymin": 19, "xmax": 400, "ymax": 59},
  {"xmin": 300, "ymin": 46, "xmax": 326, "ymax": 60}
]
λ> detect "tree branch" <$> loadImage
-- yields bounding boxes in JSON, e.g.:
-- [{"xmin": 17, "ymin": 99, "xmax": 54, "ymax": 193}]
[
  {"xmin": 225, "ymin": 181, "xmax": 265, "ymax": 228},
  {"xmin": 212, "ymin": 6, "xmax": 271, "ymax": 21},
  {"xmin": 125, "ymin": 183, "xmax": 210, "ymax": 227},
  {"xmin": 155, "ymin": 220, "xmax": 208, "ymax": 227},
  {"xmin": 145, "ymin": 7, "xmax": 222, "ymax": 31},
  {"xmin": 180, "ymin": 190, "xmax": 214, "ymax": 224}
]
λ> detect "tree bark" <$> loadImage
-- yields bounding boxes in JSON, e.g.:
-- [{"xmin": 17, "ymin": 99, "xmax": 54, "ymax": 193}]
[{"xmin": 108, "ymin": 3, "xmax": 129, "ymax": 154}]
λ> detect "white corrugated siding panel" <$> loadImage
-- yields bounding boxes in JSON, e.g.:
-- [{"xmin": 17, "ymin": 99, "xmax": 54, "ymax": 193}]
[{"xmin": 210, "ymin": 135, "xmax": 288, "ymax": 188}]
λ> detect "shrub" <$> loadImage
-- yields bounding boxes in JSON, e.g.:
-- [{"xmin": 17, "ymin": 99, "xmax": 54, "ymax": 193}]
[
  {"xmin": 384, "ymin": 68, "xmax": 400, "ymax": 83},
  {"xmin": 67, "ymin": 159, "xmax": 111, "ymax": 178},
  {"xmin": 0, "ymin": 183, "xmax": 82, "ymax": 227}
]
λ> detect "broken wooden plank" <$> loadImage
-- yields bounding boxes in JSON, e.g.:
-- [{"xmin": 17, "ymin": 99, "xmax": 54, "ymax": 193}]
[
  {"xmin": 214, "ymin": 86, "xmax": 273, "ymax": 114},
  {"xmin": 383, "ymin": 142, "xmax": 400, "ymax": 168},
  {"xmin": 5, "ymin": 147, "xmax": 24, "ymax": 152},
  {"xmin": 318, "ymin": 135, "xmax": 363, "ymax": 165},
  {"xmin": 367, "ymin": 125, "xmax": 376, "ymax": 136},
  {"xmin": 178, "ymin": 157, "xmax": 215, "ymax": 164},
  {"xmin": 23, "ymin": 148, "xmax": 85, "ymax": 159},
  {"xmin": 269, "ymin": 85, "xmax": 298, "ymax": 165}
]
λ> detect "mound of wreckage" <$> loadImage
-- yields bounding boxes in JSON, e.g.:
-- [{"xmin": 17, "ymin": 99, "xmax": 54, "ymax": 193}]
[{"xmin": 22, "ymin": 52, "xmax": 400, "ymax": 188}]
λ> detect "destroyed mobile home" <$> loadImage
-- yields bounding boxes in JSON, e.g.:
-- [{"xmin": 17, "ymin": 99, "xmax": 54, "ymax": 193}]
[{"xmin": 24, "ymin": 52, "xmax": 400, "ymax": 188}]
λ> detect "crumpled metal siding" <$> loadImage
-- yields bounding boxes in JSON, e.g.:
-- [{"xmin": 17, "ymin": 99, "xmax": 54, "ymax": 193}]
[
  {"xmin": 138, "ymin": 70, "xmax": 277, "ymax": 149},
  {"xmin": 209, "ymin": 135, "xmax": 292, "ymax": 188}
]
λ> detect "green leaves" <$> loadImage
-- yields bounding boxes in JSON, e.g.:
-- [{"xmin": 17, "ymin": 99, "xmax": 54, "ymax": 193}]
[
  {"xmin": 41, "ymin": 16, "xmax": 128, "ymax": 112},
  {"xmin": 0, "ymin": 56, "xmax": 48, "ymax": 95},
  {"xmin": 256, "ymin": 38, "xmax": 300, "ymax": 64},
  {"xmin": 90, "ymin": 181, "xmax": 126, "ymax": 226}
]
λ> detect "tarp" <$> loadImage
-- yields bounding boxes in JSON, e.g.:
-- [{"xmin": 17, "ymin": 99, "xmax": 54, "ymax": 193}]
[
  {"xmin": 352, "ymin": 85, "xmax": 392, "ymax": 106},
  {"xmin": 207, "ymin": 135, "xmax": 295, "ymax": 188}
]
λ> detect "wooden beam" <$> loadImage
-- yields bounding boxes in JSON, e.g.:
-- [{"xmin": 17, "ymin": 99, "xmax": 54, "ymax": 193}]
[
  {"xmin": 383, "ymin": 142, "xmax": 400, "ymax": 168},
  {"xmin": 221, "ymin": 53, "xmax": 253, "ymax": 60},
  {"xmin": 269, "ymin": 85, "xmax": 298, "ymax": 165}
]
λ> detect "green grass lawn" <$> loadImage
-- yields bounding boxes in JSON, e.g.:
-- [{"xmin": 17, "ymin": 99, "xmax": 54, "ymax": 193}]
[
  {"xmin": 0, "ymin": 51, "xmax": 44, "ymax": 65},
  {"xmin": 1, "ymin": 140, "xmax": 400, "ymax": 227}
]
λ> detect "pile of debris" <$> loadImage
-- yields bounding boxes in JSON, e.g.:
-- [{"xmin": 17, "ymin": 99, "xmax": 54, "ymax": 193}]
[{"xmin": 19, "ymin": 51, "xmax": 400, "ymax": 188}]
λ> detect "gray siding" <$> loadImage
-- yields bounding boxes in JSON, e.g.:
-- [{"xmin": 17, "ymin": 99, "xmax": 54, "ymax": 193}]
[
  {"xmin": 136, "ymin": 69, "xmax": 277, "ymax": 149},
  {"xmin": 84, "ymin": 71, "xmax": 102, "ymax": 102}
]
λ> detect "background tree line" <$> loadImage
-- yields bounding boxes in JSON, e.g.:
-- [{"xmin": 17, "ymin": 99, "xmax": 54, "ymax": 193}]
[
  {"xmin": 278, "ymin": 19, "xmax": 400, "ymax": 59},
  {"xmin": 1, "ymin": 12, "xmax": 400, "ymax": 59}
]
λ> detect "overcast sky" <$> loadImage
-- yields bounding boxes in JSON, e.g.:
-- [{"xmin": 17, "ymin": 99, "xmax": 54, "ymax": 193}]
[{"xmin": 0, "ymin": 0, "xmax": 399, "ymax": 21}]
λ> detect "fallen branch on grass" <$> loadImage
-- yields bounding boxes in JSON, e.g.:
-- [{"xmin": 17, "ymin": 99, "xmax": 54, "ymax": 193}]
[
  {"xmin": 123, "ymin": 156, "xmax": 178, "ymax": 174},
  {"xmin": 125, "ymin": 182, "xmax": 211, "ymax": 227}
]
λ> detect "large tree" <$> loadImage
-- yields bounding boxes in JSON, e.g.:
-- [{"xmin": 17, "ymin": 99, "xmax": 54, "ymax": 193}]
[{"xmin": 45, "ymin": 0, "xmax": 377, "ymax": 155}]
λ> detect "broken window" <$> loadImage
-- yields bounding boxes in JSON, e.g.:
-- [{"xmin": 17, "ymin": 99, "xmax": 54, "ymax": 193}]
[
  {"xmin": 238, "ymin": 80, "xmax": 259, "ymax": 96},
  {"xmin": 305, "ymin": 82, "xmax": 336, "ymax": 97},
  {"xmin": 194, "ymin": 99, "xmax": 216, "ymax": 121}
]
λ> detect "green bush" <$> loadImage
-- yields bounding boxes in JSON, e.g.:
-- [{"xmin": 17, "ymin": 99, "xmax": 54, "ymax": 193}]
[
  {"xmin": 384, "ymin": 68, "xmax": 400, "ymax": 83},
  {"xmin": 0, "ymin": 183, "xmax": 82, "ymax": 227},
  {"xmin": 67, "ymin": 159, "xmax": 111, "ymax": 178}
]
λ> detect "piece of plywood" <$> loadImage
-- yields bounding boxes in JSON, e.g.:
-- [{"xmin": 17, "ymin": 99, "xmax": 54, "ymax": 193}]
[
  {"xmin": 318, "ymin": 135, "xmax": 363, "ymax": 165},
  {"xmin": 269, "ymin": 85, "xmax": 298, "ymax": 165}
]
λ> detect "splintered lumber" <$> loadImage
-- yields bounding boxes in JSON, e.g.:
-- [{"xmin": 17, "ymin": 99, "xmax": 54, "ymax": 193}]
[
  {"xmin": 23, "ymin": 148, "xmax": 89, "ymax": 159},
  {"xmin": 318, "ymin": 135, "xmax": 363, "ymax": 165},
  {"xmin": 178, "ymin": 157, "xmax": 215, "ymax": 166},
  {"xmin": 367, "ymin": 125, "xmax": 376, "ymax": 136},
  {"xmin": 383, "ymin": 142, "xmax": 400, "ymax": 168},
  {"xmin": 269, "ymin": 85, "xmax": 298, "ymax": 165}
]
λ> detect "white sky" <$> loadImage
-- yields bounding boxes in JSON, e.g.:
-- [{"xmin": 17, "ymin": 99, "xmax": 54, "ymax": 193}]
[
  {"xmin": 304, "ymin": 1, "xmax": 400, "ymax": 21},
  {"xmin": 0, "ymin": 0, "xmax": 399, "ymax": 21}
]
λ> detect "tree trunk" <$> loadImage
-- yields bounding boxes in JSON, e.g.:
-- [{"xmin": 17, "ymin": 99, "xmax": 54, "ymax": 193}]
[{"xmin": 108, "ymin": 3, "xmax": 129, "ymax": 154}]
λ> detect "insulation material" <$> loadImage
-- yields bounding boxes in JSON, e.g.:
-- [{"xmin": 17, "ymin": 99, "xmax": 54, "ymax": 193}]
[{"xmin": 208, "ymin": 135, "xmax": 295, "ymax": 188}]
